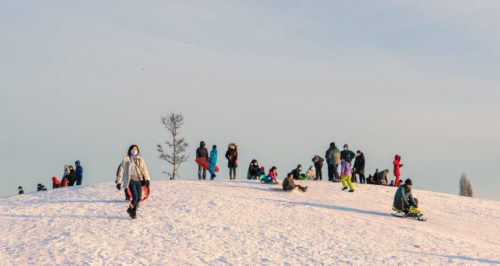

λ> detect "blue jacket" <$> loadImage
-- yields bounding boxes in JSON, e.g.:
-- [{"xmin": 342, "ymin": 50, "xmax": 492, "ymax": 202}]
[
  {"xmin": 209, "ymin": 149, "xmax": 218, "ymax": 166},
  {"xmin": 76, "ymin": 166, "xmax": 83, "ymax": 179}
]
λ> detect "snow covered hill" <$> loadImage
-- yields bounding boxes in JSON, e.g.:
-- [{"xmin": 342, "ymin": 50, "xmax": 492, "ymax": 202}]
[{"xmin": 0, "ymin": 180, "xmax": 499, "ymax": 265}]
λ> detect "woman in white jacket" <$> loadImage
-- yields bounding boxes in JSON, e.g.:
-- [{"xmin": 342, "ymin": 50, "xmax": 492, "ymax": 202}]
[{"xmin": 116, "ymin": 145, "xmax": 151, "ymax": 219}]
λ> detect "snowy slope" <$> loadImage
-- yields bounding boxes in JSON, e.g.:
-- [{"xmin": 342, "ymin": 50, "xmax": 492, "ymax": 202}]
[{"xmin": 0, "ymin": 180, "xmax": 499, "ymax": 265}]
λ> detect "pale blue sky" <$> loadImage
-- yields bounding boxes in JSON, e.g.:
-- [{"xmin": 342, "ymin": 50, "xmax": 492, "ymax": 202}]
[{"xmin": 1, "ymin": 0, "xmax": 499, "ymax": 199}]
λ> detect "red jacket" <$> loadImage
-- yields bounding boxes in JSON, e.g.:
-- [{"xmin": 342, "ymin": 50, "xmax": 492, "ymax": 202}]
[
  {"xmin": 393, "ymin": 155, "xmax": 402, "ymax": 176},
  {"xmin": 268, "ymin": 170, "xmax": 278, "ymax": 180}
]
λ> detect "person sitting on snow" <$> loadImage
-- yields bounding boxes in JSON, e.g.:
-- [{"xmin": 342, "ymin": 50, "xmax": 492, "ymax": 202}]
[
  {"xmin": 261, "ymin": 166, "xmax": 279, "ymax": 184},
  {"xmin": 283, "ymin": 173, "xmax": 307, "ymax": 192},
  {"xmin": 247, "ymin": 160, "xmax": 262, "ymax": 180},
  {"xmin": 52, "ymin": 176, "xmax": 61, "ymax": 189},
  {"xmin": 291, "ymin": 164, "xmax": 304, "ymax": 180},
  {"xmin": 393, "ymin": 179, "xmax": 419, "ymax": 215}
]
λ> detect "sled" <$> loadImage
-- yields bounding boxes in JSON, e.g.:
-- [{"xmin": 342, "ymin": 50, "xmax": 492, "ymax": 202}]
[
  {"xmin": 126, "ymin": 185, "xmax": 150, "ymax": 202},
  {"xmin": 391, "ymin": 207, "xmax": 427, "ymax": 221},
  {"xmin": 195, "ymin": 158, "xmax": 219, "ymax": 172}
]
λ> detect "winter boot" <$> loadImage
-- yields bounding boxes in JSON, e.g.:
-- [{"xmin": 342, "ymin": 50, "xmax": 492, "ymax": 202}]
[
  {"xmin": 349, "ymin": 189, "xmax": 354, "ymax": 193},
  {"xmin": 342, "ymin": 187, "xmax": 348, "ymax": 191},
  {"xmin": 127, "ymin": 203, "xmax": 134, "ymax": 218}
]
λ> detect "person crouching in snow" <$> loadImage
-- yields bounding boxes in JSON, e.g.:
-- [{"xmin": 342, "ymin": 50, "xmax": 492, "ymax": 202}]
[
  {"xmin": 52, "ymin": 176, "xmax": 61, "ymax": 189},
  {"xmin": 209, "ymin": 145, "xmax": 218, "ymax": 180},
  {"xmin": 393, "ymin": 155, "xmax": 403, "ymax": 187},
  {"xmin": 116, "ymin": 144, "xmax": 151, "ymax": 219},
  {"xmin": 393, "ymin": 179, "xmax": 421, "ymax": 217},
  {"xmin": 283, "ymin": 173, "xmax": 307, "ymax": 192},
  {"xmin": 306, "ymin": 166, "xmax": 316, "ymax": 180},
  {"xmin": 340, "ymin": 159, "xmax": 355, "ymax": 192}
]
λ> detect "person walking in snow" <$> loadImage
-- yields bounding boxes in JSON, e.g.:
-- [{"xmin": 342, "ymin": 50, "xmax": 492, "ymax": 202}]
[
  {"xmin": 75, "ymin": 160, "xmax": 83, "ymax": 186},
  {"xmin": 116, "ymin": 144, "xmax": 151, "ymax": 219},
  {"xmin": 325, "ymin": 142, "xmax": 341, "ymax": 182},
  {"xmin": 393, "ymin": 179, "xmax": 418, "ymax": 214},
  {"xmin": 209, "ymin": 145, "xmax": 218, "ymax": 180},
  {"xmin": 196, "ymin": 141, "xmax": 209, "ymax": 180},
  {"xmin": 353, "ymin": 151, "xmax": 366, "ymax": 184},
  {"xmin": 283, "ymin": 173, "xmax": 307, "ymax": 192},
  {"xmin": 225, "ymin": 143, "xmax": 238, "ymax": 180},
  {"xmin": 312, "ymin": 155, "xmax": 324, "ymax": 181},
  {"xmin": 340, "ymin": 159, "xmax": 355, "ymax": 192},
  {"xmin": 393, "ymin": 155, "xmax": 403, "ymax": 187}
]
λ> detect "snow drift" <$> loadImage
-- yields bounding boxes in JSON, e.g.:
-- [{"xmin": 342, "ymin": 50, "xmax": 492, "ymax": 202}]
[{"xmin": 0, "ymin": 180, "xmax": 499, "ymax": 265}]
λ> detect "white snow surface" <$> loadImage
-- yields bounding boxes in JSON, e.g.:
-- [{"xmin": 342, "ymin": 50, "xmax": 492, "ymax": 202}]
[{"xmin": 1, "ymin": 180, "xmax": 499, "ymax": 265}]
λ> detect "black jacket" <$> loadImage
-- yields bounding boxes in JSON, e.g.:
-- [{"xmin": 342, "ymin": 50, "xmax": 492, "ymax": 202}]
[
  {"xmin": 196, "ymin": 147, "xmax": 209, "ymax": 159},
  {"xmin": 283, "ymin": 177, "xmax": 296, "ymax": 191},
  {"xmin": 312, "ymin": 156, "xmax": 324, "ymax": 169},
  {"xmin": 225, "ymin": 148, "xmax": 238, "ymax": 168},
  {"xmin": 353, "ymin": 154, "xmax": 365, "ymax": 174}
]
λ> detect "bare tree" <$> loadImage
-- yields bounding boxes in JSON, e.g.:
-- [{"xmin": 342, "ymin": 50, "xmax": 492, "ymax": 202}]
[
  {"xmin": 459, "ymin": 173, "xmax": 474, "ymax": 197},
  {"xmin": 157, "ymin": 113, "xmax": 189, "ymax": 180}
]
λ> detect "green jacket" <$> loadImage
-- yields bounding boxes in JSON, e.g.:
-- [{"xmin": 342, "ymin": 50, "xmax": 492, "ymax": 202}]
[
  {"xmin": 340, "ymin": 150, "xmax": 356, "ymax": 163},
  {"xmin": 394, "ymin": 185, "xmax": 416, "ymax": 206},
  {"xmin": 325, "ymin": 147, "xmax": 341, "ymax": 165}
]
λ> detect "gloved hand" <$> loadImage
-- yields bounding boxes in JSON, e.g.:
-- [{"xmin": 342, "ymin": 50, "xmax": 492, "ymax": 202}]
[
  {"xmin": 400, "ymin": 164, "xmax": 404, "ymax": 167},
  {"xmin": 116, "ymin": 183, "xmax": 121, "ymax": 190},
  {"xmin": 144, "ymin": 180, "xmax": 150, "ymax": 187}
]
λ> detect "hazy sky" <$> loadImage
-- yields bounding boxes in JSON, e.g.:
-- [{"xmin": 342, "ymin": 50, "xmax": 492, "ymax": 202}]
[{"xmin": 1, "ymin": 0, "xmax": 499, "ymax": 200}]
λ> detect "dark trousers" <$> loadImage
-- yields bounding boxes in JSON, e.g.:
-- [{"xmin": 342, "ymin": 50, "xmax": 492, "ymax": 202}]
[
  {"xmin": 76, "ymin": 177, "xmax": 82, "ymax": 186},
  {"xmin": 315, "ymin": 167, "xmax": 322, "ymax": 181},
  {"xmin": 328, "ymin": 164, "xmax": 334, "ymax": 181},
  {"xmin": 229, "ymin": 167, "xmax": 237, "ymax": 180},
  {"xmin": 394, "ymin": 197, "xmax": 418, "ymax": 211},
  {"xmin": 358, "ymin": 173, "xmax": 366, "ymax": 184},
  {"xmin": 198, "ymin": 166, "xmax": 206, "ymax": 180},
  {"xmin": 129, "ymin": 180, "xmax": 142, "ymax": 208}
]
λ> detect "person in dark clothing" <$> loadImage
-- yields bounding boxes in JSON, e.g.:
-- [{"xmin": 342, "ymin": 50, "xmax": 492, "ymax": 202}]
[
  {"xmin": 291, "ymin": 165, "xmax": 303, "ymax": 180},
  {"xmin": 225, "ymin": 143, "xmax": 238, "ymax": 180},
  {"xmin": 18, "ymin": 186, "xmax": 24, "ymax": 194},
  {"xmin": 340, "ymin": 144, "xmax": 356, "ymax": 164},
  {"xmin": 75, "ymin": 160, "xmax": 83, "ymax": 186},
  {"xmin": 393, "ymin": 179, "xmax": 418, "ymax": 214},
  {"xmin": 247, "ymin": 159, "xmax": 261, "ymax": 180},
  {"xmin": 283, "ymin": 173, "xmax": 307, "ymax": 192},
  {"xmin": 37, "ymin": 183, "xmax": 47, "ymax": 191},
  {"xmin": 353, "ymin": 151, "xmax": 366, "ymax": 184},
  {"xmin": 196, "ymin": 141, "xmax": 209, "ymax": 180},
  {"xmin": 325, "ymin": 142, "xmax": 341, "ymax": 182},
  {"xmin": 67, "ymin": 165, "xmax": 77, "ymax": 186},
  {"xmin": 312, "ymin": 155, "xmax": 324, "ymax": 181},
  {"xmin": 373, "ymin": 169, "xmax": 389, "ymax": 185}
]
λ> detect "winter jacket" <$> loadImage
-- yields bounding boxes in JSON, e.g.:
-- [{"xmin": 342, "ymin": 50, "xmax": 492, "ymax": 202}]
[
  {"xmin": 52, "ymin": 177, "xmax": 61, "ymax": 189},
  {"xmin": 306, "ymin": 168, "xmax": 316, "ymax": 179},
  {"xmin": 116, "ymin": 156, "xmax": 151, "ymax": 190},
  {"xmin": 325, "ymin": 146, "xmax": 341, "ymax": 165},
  {"xmin": 394, "ymin": 185, "xmax": 416, "ymax": 207},
  {"xmin": 209, "ymin": 149, "xmax": 218, "ymax": 166},
  {"xmin": 282, "ymin": 177, "xmax": 296, "ymax": 191},
  {"xmin": 67, "ymin": 171, "xmax": 77, "ymax": 186},
  {"xmin": 225, "ymin": 148, "xmax": 238, "ymax": 168},
  {"xmin": 292, "ymin": 167, "xmax": 302, "ymax": 180},
  {"xmin": 393, "ymin": 155, "xmax": 402, "ymax": 176},
  {"xmin": 196, "ymin": 146, "xmax": 209, "ymax": 159},
  {"xmin": 312, "ymin": 156, "xmax": 324, "ymax": 169},
  {"xmin": 353, "ymin": 154, "xmax": 365, "ymax": 174},
  {"xmin": 268, "ymin": 170, "xmax": 278, "ymax": 181},
  {"xmin": 76, "ymin": 166, "xmax": 83, "ymax": 180},
  {"xmin": 341, "ymin": 161, "xmax": 352, "ymax": 177},
  {"xmin": 341, "ymin": 149, "xmax": 356, "ymax": 163}
]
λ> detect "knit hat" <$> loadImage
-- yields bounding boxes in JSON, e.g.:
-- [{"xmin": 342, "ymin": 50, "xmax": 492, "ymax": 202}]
[{"xmin": 405, "ymin": 179, "xmax": 413, "ymax": 186}]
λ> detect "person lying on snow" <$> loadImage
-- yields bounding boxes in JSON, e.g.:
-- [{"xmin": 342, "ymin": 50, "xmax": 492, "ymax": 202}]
[
  {"xmin": 283, "ymin": 173, "xmax": 307, "ymax": 192},
  {"xmin": 393, "ymin": 179, "xmax": 423, "ymax": 217}
]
